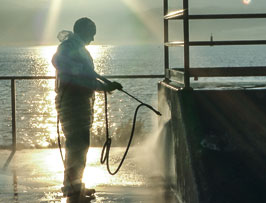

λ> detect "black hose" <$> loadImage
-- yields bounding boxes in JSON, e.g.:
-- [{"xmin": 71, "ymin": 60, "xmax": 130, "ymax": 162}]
[
  {"xmin": 57, "ymin": 85, "xmax": 161, "ymax": 177},
  {"xmin": 100, "ymin": 90, "xmax": 161, "ymax": 175}
]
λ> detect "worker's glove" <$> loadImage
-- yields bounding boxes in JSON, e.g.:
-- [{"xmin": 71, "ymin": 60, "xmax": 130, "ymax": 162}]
[
  {"xmin": 106, "ymin": 81, "xmax": 123, "ymax": 92},
  {"xmin": 112, "ymin": 81, "xmax": 123, "ymax": 90}
]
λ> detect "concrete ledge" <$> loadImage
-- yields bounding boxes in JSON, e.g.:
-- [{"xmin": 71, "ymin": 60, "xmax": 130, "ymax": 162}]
[{"xmin": 158, "ymin": 81, "xmax": 266, "ymax": 203}]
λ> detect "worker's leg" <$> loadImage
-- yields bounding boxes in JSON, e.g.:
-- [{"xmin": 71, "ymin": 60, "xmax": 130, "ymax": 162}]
[
  {"xmin": 56, "ymin": 90, "xmax": 94, "ymax": 197},
  {"xmin": 62, "ymin": 129, "xmax": 90, "ymax": 196}
]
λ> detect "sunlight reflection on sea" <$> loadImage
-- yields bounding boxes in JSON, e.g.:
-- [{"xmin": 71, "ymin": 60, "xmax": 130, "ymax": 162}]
[{"xmin": 1, "ymin": 45, "xmax": 266, "ymax": 148}]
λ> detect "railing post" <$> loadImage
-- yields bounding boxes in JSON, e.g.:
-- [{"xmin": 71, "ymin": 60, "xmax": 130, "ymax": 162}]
[
  {"xmin": 183, "ymin": 0, "xmax": 191, "ymax": 88},
  {"xmin": 3, "ymin": 79, "xmax": 17, "ymax": 169},
  {"xmin": 11, "ymin": 79, "xmax": 16, "ymax": 151},
  {"xmin": 1, "ymin": 75, "xmax": 162, "ymax": 169},
  {"xmin": 163, "ymin": 0, "xmax": 169, "ymax": 77}
]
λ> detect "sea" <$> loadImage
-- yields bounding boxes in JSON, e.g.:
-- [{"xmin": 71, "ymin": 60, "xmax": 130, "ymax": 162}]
[
  {"xmin": 0, "ymin": 44, "xmax": 266, "ymax": 202},
  {"xmin": 0, "ymin": 44, "xmax": 266, "ymax": 148}
]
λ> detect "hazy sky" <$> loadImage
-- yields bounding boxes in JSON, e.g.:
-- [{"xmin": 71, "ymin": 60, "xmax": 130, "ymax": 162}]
[{"xmin": 0, "ymin": 0, "xmax": 265, "ymax": 46}]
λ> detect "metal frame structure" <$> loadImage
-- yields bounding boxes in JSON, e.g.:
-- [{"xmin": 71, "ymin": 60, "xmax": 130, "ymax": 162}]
[{"xmin": 163, "ymin": 0, "xmax": 266, "ymax": 89}]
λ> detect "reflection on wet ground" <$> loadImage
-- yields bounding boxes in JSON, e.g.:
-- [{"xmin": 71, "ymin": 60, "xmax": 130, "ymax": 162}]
[{"xmin": 0, "ymin": 148, "xmax": 177, "ymax": 203}]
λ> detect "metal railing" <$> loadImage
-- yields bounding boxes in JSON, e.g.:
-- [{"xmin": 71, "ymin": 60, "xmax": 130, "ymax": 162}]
[
  {"xmin": 163, "ymin": 0, "xmax": 266, "ymax": 88},
  {"xmin": 1, "ymin": 74, "xmax": 164, "ymax": 169}
]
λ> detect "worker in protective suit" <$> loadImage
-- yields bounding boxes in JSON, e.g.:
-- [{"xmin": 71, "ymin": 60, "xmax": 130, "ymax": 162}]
[{"xmin": 52, "ymin": 17, "xmax": 122, "ymax": 203}]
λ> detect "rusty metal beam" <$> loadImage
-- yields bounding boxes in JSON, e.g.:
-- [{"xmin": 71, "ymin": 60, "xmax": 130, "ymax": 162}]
[
  {"xmin": 164, "ymin": 9, "xmax": 185, "ymax": 20},
  {"xmin": 189, "ymin": 67, "xmax": 266, "ymax": 77},
  {"xmin": 165, "ymin": 40, "xmax": 266, "ymax": 47},
  {"xmin": 167, "ymin": 13, "xmax": 266, "ymax": 20},
  {"xmin": 163, "ymin": 0, "xmax": 169, "ymax": 75},
  {"xmin": 183, "ymin": 0, "xmax": 190, "ymax": 88}
]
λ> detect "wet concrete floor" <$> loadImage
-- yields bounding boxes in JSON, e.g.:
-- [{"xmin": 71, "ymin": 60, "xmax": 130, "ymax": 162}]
[{"xmin": 0, "ymin": 148, "xmax": 177, "ymax": 203}]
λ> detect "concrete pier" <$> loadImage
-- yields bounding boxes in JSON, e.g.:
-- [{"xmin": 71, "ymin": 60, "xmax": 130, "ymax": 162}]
[{"xmin": 158, "ymin": 81, "xmax": 266, "ymax": 203}]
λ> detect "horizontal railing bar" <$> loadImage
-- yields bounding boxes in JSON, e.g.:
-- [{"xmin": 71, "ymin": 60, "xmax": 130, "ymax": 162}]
[
  {"xmin": 0, "ymin": 75, "xmax": 165, "ymax": 80},
  {"xmin": 170, "ymin": 66, "xmax": 266, "ymax": 77},
  {"xmin": 0, "ymin": 76, "xmax": 56, "ymax": 80},
  {"xmin": 190, "ymin": 40, "xmax": 266, "ymax": 46},
  {"xmin": 164, "ymin": 9, "xmax": 185, "ymax": 19},
  {"xmin": 168, "ymin": 67, "xmax": 266, "ymax": 77},
  {"xmin": 190, "ymin": 13, "xmax": 266, "ymax": 19},
  {"xmin": 1, "ymin": 73, "xmax": 164, "ymax": 167},
  {"xmin": 189, "ymin": 67, "xmax": 266, "ymax": 77},
  {"xmin": 167, "ymin": 13, "xmax": 266, "ymax": 20},
  {"xmin": 165, "ymin": 40, "xmax": 266, "ymax": 47},
  {"xmin": 105, "ymin": 75, "xmax": 165, "ymax": 79}
]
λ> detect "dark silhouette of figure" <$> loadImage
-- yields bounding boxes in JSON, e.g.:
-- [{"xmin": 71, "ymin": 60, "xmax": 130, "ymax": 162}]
[{"xmin": 52, "ymin": 17, "xmax": 122, "ymax": 203}]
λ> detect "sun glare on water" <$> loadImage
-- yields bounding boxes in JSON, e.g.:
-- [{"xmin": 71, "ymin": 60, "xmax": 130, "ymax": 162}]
[
  {"xmin": 39, "ymin": 46, "xmax": 111, "ymax": 187},
  {"xmin": 40, "ymin": 45, "xmax": 57, "ymax": 76},
  {"xmin": 242, "ymin": 0, "xmax": 251, "ymax": 5},
  {"xmin": 39, "ymin": 45, "xmax": 107, "ymax": 148}
]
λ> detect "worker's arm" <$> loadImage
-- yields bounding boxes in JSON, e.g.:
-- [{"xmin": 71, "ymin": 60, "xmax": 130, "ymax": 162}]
[
  {"xmin": 94, "ymin": 72, "xmax": 123, "ymax": 90},
  {"xmin": 52, "ymin": 53, "xmax": 122, "ymax": 91}
]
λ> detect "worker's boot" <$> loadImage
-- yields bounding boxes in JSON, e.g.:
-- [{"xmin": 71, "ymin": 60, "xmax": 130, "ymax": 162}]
[
  {"xmin": 66, "ymin": 194, "xmax": 95, "ymax": 203},
  {"xmin": 62, "ymin": 183, "xmax": 96, "ymax": 202}
]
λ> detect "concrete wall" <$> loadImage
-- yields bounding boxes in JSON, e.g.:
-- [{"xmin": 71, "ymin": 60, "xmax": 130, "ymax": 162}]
[{"xmin": 158, "ymin": 81, "xmax": 266, "ymax": 203}]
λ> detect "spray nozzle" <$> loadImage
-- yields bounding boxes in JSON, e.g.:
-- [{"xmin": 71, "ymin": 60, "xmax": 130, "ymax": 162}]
[
  {"xmin": 155, "ymin": 110, "xmax": 162, "ymax": 116},
  {"xmin": 120, "ymin": 89, "xmax": 162, "ymax": 116},
  {"xmin": 145, "ymin": 104, "xmax": 162, "ymax": 116}
]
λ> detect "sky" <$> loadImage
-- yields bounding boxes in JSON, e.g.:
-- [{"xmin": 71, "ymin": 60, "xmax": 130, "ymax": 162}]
[{"xmin": 0, "ymin": 0, "xmax": 265, "ymax": 46}]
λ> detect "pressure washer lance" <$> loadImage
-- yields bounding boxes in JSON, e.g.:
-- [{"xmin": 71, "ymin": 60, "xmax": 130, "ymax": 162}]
[{"xmin": 100, "ymin": 88, "xmax": 161, "ymax": 175}]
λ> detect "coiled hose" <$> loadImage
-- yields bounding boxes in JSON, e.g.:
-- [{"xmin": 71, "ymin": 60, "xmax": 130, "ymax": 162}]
[{"xmin": 100, "ymin": 89, "xmax": 161, "ymax": 175}]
